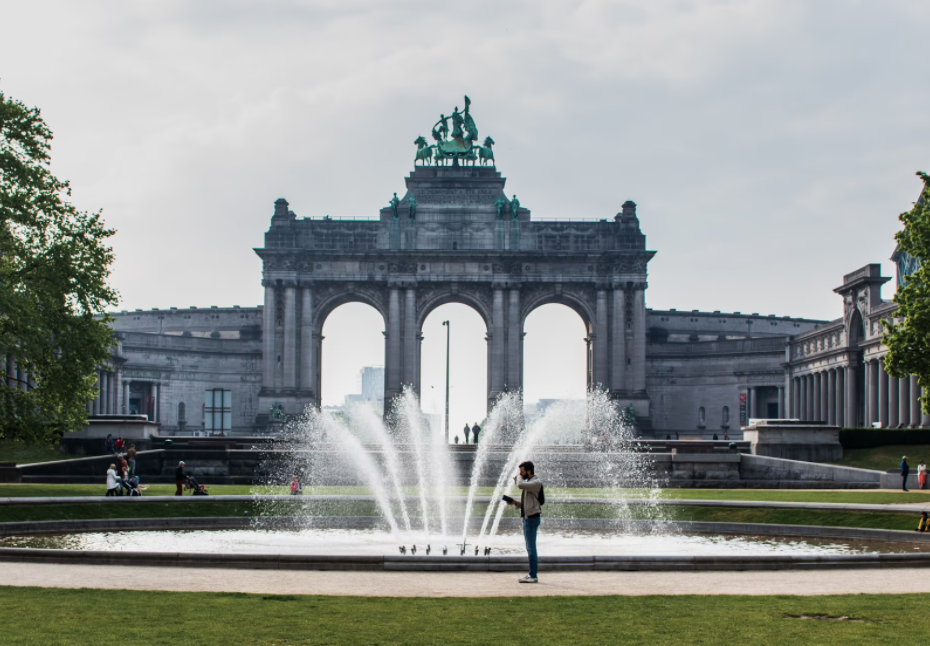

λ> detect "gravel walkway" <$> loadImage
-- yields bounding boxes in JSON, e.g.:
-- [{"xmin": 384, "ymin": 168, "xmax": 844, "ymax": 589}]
[{"xmin": 3, "ymin": 562, "xmax": 930, "ymax": 597}]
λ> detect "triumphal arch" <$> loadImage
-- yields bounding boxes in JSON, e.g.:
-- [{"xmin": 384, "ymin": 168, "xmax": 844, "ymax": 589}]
[{"xmin": 255, "ymin": 97, "xmax": 655, "ymax": 423}]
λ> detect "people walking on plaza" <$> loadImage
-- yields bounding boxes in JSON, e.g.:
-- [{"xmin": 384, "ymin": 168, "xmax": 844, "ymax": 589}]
[
  {"xmin": 115, "ymin": 436, "xmax": 124, "ymax": 452},
  {"xmin": 902, "ymin": 456, "xmax": 911, "ymax": 492},
  {"xmin": 505, "ymin": 460, "xmax": 543, "ymax": 583},
  {"xmin": 472, "ymin": 423, "xmax": 481, "ymax": 444},
  {"xmin": 919, "ymin": 461, "xmax": 927, "ymax": 491},
  {"xmin": 104, "ymin": 434, "xmax": 116, "ymax": 455},
  {"xmin": 464, "ymin": 423, "xmax": 470, "ymax": 444},
  {"xmin": 175, "ymin": 461, "xmax": 187, "ymax": 496},
  {"xmin": 127, "ymin": 444, "xmax": 137, "ymax": 476},
  {"xmin": 454, "ymin": 435, "xmax": 459, "ymax": 444},
  {"xmin": 105, "ymin": 464, "xmax": 119, "ymax": 496},
  {"xmin": 290, "ymin": 475, "xmax": 302, "ymax": 495},
  {"xmin": 119, "ymin": 462, "xmax": 132, "ymax": 496}
]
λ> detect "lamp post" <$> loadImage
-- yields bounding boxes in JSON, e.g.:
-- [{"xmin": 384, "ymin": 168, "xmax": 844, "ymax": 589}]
[{"xmin": 442, "ymin": 320, "xmax": 450, "ymax": 443}]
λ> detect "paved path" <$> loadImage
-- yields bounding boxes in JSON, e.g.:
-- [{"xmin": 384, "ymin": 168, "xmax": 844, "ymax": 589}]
[{"xmin": 3, "ymin": 562, "xmax": 930, "ymax": 597}]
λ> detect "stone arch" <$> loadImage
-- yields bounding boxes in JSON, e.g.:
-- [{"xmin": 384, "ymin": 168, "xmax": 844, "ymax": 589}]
[
  {"xmin": 520, "ymin": 290, "xmax": 595, "ymax": 333},
  {"xmin": 416, "ymin": 288, "xmax": 492, "ymax": 330},
  {"xmin": 314, "ymin": 287, "xmax": 388, "ymax": 331}
]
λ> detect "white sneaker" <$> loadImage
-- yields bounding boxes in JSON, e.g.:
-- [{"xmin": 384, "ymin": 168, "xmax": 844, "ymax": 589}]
[{"xmin": 518, "ymin": 575, "xmax": 538, "ymax": 583}]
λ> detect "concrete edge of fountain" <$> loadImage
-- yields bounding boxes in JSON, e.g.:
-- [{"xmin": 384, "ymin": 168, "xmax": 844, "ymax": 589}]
[
  {"xmin": 3, "ymin": 495, "xmax": 929, "ymax": 515},
  {"xmin": 3, "ymin": 517, "xmax": 930, "ymax": 571}
]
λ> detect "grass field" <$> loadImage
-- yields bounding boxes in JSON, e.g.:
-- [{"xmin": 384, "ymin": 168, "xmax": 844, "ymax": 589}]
[
  {"xmin": 829, "ymin": 444, "xmax": 930, "ymax": 471},
  {"xmin": 0, "ymin": 587, "xmax": 925, "ymax": 646},
  {"xmin": 0, "ymin": 440, "xmax": 69, "ymax": 465},
  {"xmin": 3, "ymin": 483, "xmax": 930, "ymax": 505}
]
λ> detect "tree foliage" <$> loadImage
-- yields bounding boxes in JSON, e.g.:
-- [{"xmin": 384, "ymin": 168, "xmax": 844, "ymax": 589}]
[
  {"xmin": 882, "ymin": 172, "xmax": 930, "ymax": 414},
  {"xmin": 0, "ymin": 89, "xmax": 118, "ymax": 444}
]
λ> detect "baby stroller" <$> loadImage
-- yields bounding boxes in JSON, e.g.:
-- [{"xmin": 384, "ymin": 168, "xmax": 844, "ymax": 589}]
[
  {"xmin": 186, "ymin": 475, "xmax": 209, "ymax": 496},
  {"xmin": 126, "ymin": 475, "xmax": 142, "ymax": 497}
]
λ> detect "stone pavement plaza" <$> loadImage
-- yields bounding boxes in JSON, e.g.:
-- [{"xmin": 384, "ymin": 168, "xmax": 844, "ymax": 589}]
[{"xmin": 3, "ymin": 562, "xmax": 930, "ymax": 597}]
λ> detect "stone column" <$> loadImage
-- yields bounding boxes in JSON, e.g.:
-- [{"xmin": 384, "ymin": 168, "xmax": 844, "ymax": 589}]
[
  {"xmin": 507, "ymin": 288, "xmax": 522, "ymax": 391},
  {"xmin": 807, "ymin": 374, "xmax": 815, "ymax": 421},
  {"xmin": 404, "ymin": 288, "xmax": 418, "ymax": 390},
  {"xmin": 778, "ymin": 386, "xmax": 785, "ymax": 418},
  {"xmin": 631, "ymin": 285, "xmax": 647, "ymax": 393},
  {"xmin": 299, "ymin": 287, "xmax": 315, "ymax": 397},
  {"xmin": 878, "ymin": 358, "xmax": 889, "ymax": 428},
  {"xmin": 262, "ymin": 283, "xmax": 276, "ymax": 391},
  {"xmin": 594, "ymin": 289, "xmax": 609, "ymax": 389},
  {"xmin": 819, "ymin": 372, "xmax": 827, "ymax": 422},
  {"xmin": 102, "ymin": 371, "xmax": 110, "ymax": 415},
  {"xmin": 123, "ymin": 380, "xmax": 130, "ymax": 415},
  {"xmin": 610, "ymin": 287, "xmax": 626, "ymax": 393},
  {"xmin": 92, "ymin": 371, "xmax": 100, "ymax": 415},
  {"xmin": 282, "ymin": 285, "xmax": 298, "ymax": 390},
  {"xmin": 868, "ymin": 360, "xmax": 880, "ymax": 426},
  {"xmin": 153, "ymin": 382, "xmax": 160, "ymax": 424},
  {"xmin": 836, "ymin": 368, "xmax": 845, "ymax": 427},
  {"xmin": 922, "ymin": 388, "xmax": 930, "ymax": 428},
  {"xmin": 846, "ymin": 365, "xmax": 858, "ymax": 428},
  {"xmin": 488, "ymin": 288, "xmax": 505, "ymax": 400},
  {"xmin": 899, "ymin": 376, "xmax": 911, "ymax": 428},
  {"xmin": 748, "ymin": 387, "xmax": 756, "ymax": 419},
  {"xmin": 827, "ymin": 369, "xmax": 836, "ymax": 425},
  {"xmin": 385, "ymin": 288, "xmax": 402, "ymax": 402},
  {"xmin": 888, "ymin": 372, "xmax": 899, "ymax": 428},
  {"xmin": 812, "ymin": 373, "xmax": 821, "ymax": 422},
  {"xmin": 911, "ymin": 376, "xmax": 921, "ymax": 428}
]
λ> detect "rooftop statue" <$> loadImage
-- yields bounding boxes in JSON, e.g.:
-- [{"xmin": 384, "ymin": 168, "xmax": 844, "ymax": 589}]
[
  {"xmin": 389, "ymin": 192, "xmax": 400, "ymax": 219},
  {"xmin": 415, "ymin": 96, "xmax": 495, "ymax": 167},
  {"xmin": 510, "ymin": 195, "xmax": 520, "ymax": 220},
  {"xmin": 408, "ymin": 193, "xmax": 417, "ymax": 220}
]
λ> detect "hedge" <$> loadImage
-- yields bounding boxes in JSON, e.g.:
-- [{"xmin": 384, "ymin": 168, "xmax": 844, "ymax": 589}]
[{"xmin": 840, "ymin": 429, "xmax": 930, "ymax": 449}]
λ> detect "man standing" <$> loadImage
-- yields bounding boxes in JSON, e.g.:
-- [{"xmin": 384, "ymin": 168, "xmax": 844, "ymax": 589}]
[
  {"xmin": 175, "ymin": 461, "xmax": 187, "ymax": 496},
  {"xmin": 463, "ymin": 423, "xmax": 471, "ymax": 444},
  {"xmin": 506, "ymin": 460, "xmax": 543, "ymax": 583},
  {"xmin": 472, "ymin": 422, "xmax": 481, "ymax": 444},
  {"xmin": 902, "ymin": 456, "xmax": 911, "ymax": 492},
  {"xmin": 126, "ymin": 444, "xmax": 137, "ymax": 476}
]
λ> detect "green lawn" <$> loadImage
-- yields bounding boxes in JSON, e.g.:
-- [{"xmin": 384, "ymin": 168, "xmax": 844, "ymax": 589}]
[
  {"xmin": 0, "ymin": 440, "xmax": 70, "ymax": 465},
  {"xmin": 828, "ymin": 444, "xmax": 930, "ymax": 471},
  {"xmin": 0, "ymin": 587, "xmax": 925, "ymax": 645},
  {"xmin": 4, "ymin": 483, "xmax": 930, "ymax": 505}
]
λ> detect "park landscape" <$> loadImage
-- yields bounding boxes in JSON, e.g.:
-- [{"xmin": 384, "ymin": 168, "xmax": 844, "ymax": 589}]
[{"xmin": 4, "ymin": 2, "xmax": 930, "ymax": 645}]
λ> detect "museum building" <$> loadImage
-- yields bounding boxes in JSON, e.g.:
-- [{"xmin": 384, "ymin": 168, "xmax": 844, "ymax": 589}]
[{"xmin": 87, "ymin": 100, "xmax": 927, "ymax": 436}]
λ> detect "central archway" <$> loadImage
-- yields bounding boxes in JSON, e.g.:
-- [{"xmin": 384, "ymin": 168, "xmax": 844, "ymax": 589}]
[
  {"xmin": 419, "ymin": 303, "xmax": 488, "ymax": 443},
  {"xmin": 522, "ymin": 303, "xmax": 590, "ymax": 415}
]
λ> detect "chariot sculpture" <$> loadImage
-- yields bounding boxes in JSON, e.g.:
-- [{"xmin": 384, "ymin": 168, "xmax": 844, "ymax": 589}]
[{"xmin": 414, "ymin": 96, "xmax": 495, "ymax": 167}]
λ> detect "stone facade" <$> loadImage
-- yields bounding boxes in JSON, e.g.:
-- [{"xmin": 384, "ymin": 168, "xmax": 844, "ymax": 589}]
[{"xmin": 98, "ymin": 151, "xmax": 924, "ymax": 436}]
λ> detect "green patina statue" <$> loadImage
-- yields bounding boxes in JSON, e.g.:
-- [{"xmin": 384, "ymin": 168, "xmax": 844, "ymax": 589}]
[
  {"xmin": 417, "ymin": 96, "xmax": 495, "ymax": 167},
  {"xmin": 494, "ymin": 195, "xmax": 508, "ymax": 220},
  {"xmin": 408, "ymin": 193, "xmax": 417, "ymax": 219},
  {"xmin": 510, "ymin": 195, "xmax": 520, "ymax": 220},
  {"xmin": 270, "ymin": 401, "xmax": 285, "ymax": 421},
  {"xmin": 389, "ymin": 192, "xmax": 400, "ymax": 219}
]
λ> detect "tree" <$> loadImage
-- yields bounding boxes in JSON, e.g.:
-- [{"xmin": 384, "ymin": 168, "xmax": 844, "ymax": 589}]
[
  {"xmin": 882, "ymin": 171, "xmax": 930, "ymax": 415},
  {"xmin": 0, "ymin": 89, "xmax": 118, "ymax": 444}
]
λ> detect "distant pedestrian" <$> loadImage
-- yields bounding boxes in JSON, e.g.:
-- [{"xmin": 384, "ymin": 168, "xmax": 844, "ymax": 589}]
[
  {"xmin": 290, "ymin": 475, "xmax": 302, "ymax": 496},
  {"xmin": 175, "ymin": 461, "xmax": 187, "ymax": 496},
  {"xmin": 104, "ymin": 434, "xmax": 116, "ymax": 455},
  {"xmin": 115, "ymin": 436, "xmax": 124, "ymax": 452},
  {"xmin": 902, "ymin": 456, "xmax": 911, "ymax": 492},
  {"xmin": 919, "ymin": 461, "xmax": 927, "ymax": 491},
  {"xmin": 505, "ymin": 460, "xmax": 543, "ymax": 583},
  {"xmin": 118, "ymin": 454, "xmax": 128, "ymax": 478},
  {"xmin": 464, "ymin": 424, "xmax": 471, "ymax": 444},
  {"xmin": 917, "ymin": 512, "xmax": 929, "ymax": 532},
  {"xmin": 472, "ymin": 423, "xmax": 481, "ymax": 444},
  {"xmin": 713, "ymin": 433, "xmax": 718, "ymax": 440},
  {"xmin": 454, "ymin": 435, "xmax": 459, "ymax": 444},
  {"xmin": 127, "ymin": 445, "xmax": 137, "ymax": 476},
  {"xmin": 119, "ymin": 463, "xmax": 132, "ymax": 496},
  {"xmin": 105, "ymin": 464, "xmax": 119, "ymax": 496}
]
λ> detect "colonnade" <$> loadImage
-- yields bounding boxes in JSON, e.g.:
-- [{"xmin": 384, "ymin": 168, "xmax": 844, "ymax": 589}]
[
  {"xmin": 88, "ymin": 368, "xmax": 121, "ymax": 416},
  {"xmin": 791, "ymin": 359, "xmax": 930, "ymax": 428},
  {"xmin": 4, "ymin": 356, "xmax": 33, "ymax": 393},
  {"xmin": 262, "ymin": 280, "xmax": 651, "ymax": 415}
]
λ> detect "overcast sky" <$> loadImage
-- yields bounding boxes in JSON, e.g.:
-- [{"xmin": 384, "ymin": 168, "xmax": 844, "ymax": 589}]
[{"xmin": 2, "ymin": 1, "xmax": 928, "ymax": 424}]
